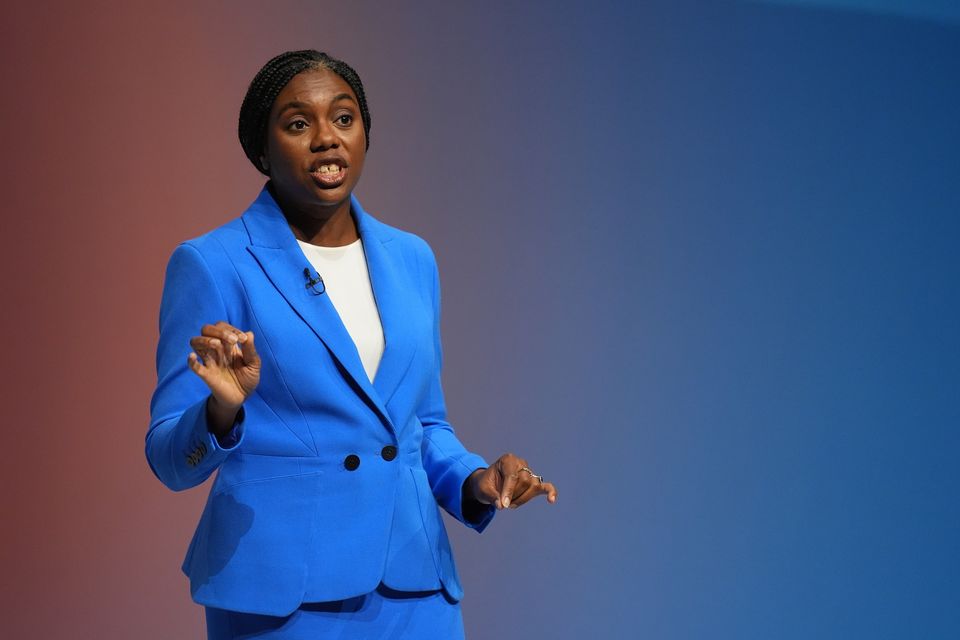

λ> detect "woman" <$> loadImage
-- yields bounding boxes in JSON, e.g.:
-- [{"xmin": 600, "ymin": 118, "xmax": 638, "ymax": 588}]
[{"xmin": 146, "ymin": 49, "xmax": 558, "ymax": 639}]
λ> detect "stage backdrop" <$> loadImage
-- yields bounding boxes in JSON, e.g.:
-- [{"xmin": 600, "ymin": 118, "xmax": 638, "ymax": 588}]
[{"xmin": 1, "ymin": 1, "xmax": 957, "ymax": 638}]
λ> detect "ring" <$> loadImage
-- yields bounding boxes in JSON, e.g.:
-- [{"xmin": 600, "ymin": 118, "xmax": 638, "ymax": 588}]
[{"xmin": 519, "ymin": 466, "xmax": 543, "ymax": 484}]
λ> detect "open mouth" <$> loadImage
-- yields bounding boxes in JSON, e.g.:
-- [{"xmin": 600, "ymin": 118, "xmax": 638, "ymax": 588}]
[{"xmin": 310, "ymin": 163, "xmax": 347, "ymax": 188}]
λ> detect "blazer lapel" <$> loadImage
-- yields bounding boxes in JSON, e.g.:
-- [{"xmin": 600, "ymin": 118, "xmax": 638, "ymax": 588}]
[
  {"xmin": 243, "ymin": 186, "xmax": 395, "ymax": 430},
  {"xmin": 352, "ymin": 197, "xmax": 418, "ymax": 411}
]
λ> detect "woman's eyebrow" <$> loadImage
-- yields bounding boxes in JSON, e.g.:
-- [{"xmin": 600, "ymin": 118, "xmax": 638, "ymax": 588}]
[
  {"xmin": 276, "ymin": 100, "xmax": 311, "ymax": 116},
  {"xmin": 276, "ymin": 94, "xmax": 356, "ymax": 116},
  {"xmin": 331, "ymin": 93, "xmax": 357, "ymax": 105}
]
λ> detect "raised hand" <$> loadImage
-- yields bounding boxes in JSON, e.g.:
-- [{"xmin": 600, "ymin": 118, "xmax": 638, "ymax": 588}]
[
  {"xmin": 187, "ymin": 321, "xmax": 261, "ymax": 433},
  {"xmin": 466, "ymin": 453, "xmax": 558, "ymax": 510}
]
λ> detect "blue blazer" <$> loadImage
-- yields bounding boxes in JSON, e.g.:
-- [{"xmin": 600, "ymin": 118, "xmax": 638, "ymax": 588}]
[{"xmin": 146, "ymin": 184, "xmax": 494, "ymax": 616}]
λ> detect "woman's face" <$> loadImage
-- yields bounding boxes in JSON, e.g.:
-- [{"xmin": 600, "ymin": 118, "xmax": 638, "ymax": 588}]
[{"xmin": 262, "ymin": 68, "xmax": 366, "ymax": 215}]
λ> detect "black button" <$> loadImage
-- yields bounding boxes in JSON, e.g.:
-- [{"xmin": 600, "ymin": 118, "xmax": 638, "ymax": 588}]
[
  {"xmin": 344, "ymin": 454, "xmax": 360, "ymax": 471},
  {"xmin": 381, "ymin": 445, "xmax": 397, "ymax": 461}
]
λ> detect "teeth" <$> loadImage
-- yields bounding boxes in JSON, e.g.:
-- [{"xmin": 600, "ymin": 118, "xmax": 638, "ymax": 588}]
[{"xmin": 317, "ymin": 164, "xmax": 340, "ymax": 174}]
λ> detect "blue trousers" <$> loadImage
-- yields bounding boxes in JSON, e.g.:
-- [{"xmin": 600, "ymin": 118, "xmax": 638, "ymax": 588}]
[{"xmin": 204, "ymin": 584, "xmax": 465, "ymax": 639}]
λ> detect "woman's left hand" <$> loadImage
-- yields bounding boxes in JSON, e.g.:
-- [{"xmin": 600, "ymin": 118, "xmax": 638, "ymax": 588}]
[{"xmin": 466, "ymin": 453, "xmax": 558, "ymax": 510}]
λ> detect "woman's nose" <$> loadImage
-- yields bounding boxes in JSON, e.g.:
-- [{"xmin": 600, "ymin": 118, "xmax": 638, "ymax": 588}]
[{"xmin": 310, "ymin": 121, "xmax": 338, "ymax": 151}]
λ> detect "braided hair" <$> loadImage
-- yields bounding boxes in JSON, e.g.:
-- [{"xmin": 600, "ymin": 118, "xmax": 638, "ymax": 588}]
[{"xmin": 238, "ymin": 50, "xmax": 371, "ymax": 176}]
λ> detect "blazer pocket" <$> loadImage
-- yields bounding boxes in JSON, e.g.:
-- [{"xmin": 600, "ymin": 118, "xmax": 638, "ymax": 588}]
[
  {"xmin": 199, "ymin": 472, "xmax": 323, "ymax": 571},
  {"xmin": 211, "ymin": 453, "xmax": 313, "ymax": 496},
  {"xmin": 184, "ymin": 473, "xmax": 322, "ymax": 617}
]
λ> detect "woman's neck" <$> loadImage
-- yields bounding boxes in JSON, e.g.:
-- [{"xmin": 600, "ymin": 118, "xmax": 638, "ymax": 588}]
[{"xmin": 269, "ymin": 183, "xmax": 359, "ymax": 247}]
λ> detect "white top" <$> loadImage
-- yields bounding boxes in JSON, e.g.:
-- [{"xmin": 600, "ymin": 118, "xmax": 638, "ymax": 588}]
[{"xmin": 297, "ymin": 238, "xmax": 384, "ymax": 383}]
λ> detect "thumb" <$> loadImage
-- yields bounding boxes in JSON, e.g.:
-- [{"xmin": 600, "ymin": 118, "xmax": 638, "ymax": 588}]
[
  {"xmin": 499, "ymin": 465, "xmax": 519, "ymax": 509},
  {"xmin": 239, "ymin": 331, "xmax": 260, "ymax": 366}
]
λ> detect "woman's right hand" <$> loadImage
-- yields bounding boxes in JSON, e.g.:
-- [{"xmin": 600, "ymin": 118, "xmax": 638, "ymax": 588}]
[{"xmin": 187, "ymin": 322, "xmax": 261, "ymax": 427}]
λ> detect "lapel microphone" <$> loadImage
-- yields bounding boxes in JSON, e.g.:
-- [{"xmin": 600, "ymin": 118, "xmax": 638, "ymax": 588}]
[{"xmin": 303, "ymin": 268, "xmax": 325, "ymax": 295}]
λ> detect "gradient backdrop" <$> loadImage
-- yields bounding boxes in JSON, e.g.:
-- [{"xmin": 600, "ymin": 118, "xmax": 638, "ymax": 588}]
[{"xmin": 1, "ymin": 1, "xmax": 957, "ymax": 638}]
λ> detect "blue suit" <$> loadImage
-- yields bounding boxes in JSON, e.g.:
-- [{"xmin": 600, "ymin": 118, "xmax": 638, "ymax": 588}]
[{"xmin": 146, "ymin": 184, "xmax": 494, "ymax": 617}]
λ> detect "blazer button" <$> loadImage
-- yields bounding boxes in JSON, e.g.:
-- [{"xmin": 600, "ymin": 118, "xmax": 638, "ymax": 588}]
[
  {"xmin": 381, "ymin": 445, "xmax": 397, "ymax": 461},
  {"xmin": 344, "ymin": 454, "xmax": 360, "ymax": 471}
]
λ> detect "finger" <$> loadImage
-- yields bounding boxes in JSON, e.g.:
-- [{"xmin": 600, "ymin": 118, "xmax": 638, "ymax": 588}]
[
  {"xmin": 508, "ymin": 483, "xmax": 541, "ymax": 508},
  {"xmin": 499, "ymin": 456, "xmax": 527, "ymax": 509},
  {"xmin": 190, "ymin": 336, "xmax": 228, "ymax": 367},
  {"xmin": 201, "ymin": 322, "xmax": 244, "ymax": 347},
  {"xmin": 187, "ymin": 352, "xmax": 212, "ymax": 381},
  {"xmin": 472, "ymin": 470, "xmax": 501, "ymax": 505},
  {"xmin": 508, "ymin": 473, "xmax": 546, "ymax": 508},
  {"xmin": 239, "ymin": 331, "xmax": 260, "ymax": 365},
  {"xmin": 545, "ymin": 481, "xmax": 558, "ymax": 504},
  {"xmin": 509, "ymin": 472, "xmax": 535, "ymax": 506},
  {"xmin": 510, "ymin": 481, "xmax": 558, "ymax": 508},
  {"xmin": 217, "ymin": 321, "xmax": 247, "ymax": 351}
]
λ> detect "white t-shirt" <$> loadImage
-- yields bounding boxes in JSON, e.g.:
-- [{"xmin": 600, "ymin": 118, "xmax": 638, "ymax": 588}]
[{"xmin": 297, "ymin": 238, "xmax": 385, "ymax": 383}]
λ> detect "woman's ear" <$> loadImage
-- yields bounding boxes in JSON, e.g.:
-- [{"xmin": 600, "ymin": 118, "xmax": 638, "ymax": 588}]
[{"xmin": 259, "ymin": 139, "xmax": 271, "ymax": 173}]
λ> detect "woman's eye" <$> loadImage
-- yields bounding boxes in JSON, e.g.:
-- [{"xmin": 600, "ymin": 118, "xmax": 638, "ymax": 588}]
[
  {"xmin": 288, "ymin": 120, "xmax": 308, "ymax": 131},
  {"xmin": 336, "ymin": 114, "xmax": 353, "ymax": 126}
]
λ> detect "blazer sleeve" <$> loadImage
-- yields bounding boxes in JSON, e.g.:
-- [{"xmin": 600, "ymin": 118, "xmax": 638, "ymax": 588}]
[
  {"xmin": 145, "ymin": 242, "xmax": 246, "ymax": 492},
  {"xmin": 417, "ymin": 244, "xmax": 496, "ymax": 532}
]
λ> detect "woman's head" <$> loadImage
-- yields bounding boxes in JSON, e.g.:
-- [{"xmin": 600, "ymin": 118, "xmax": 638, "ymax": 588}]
[{"xmin": 238, "ymin": 50, "xmax": 371, "ymax": 176}]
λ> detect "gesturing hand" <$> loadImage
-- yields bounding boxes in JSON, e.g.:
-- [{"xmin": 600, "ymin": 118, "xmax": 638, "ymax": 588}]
[
  {"xmin": 467, "ymin": 453, "xmax": 558, "ymax": 510},
  {"xmin": 187, "ymin": 321, "xmax": 261, "ymax": 411}
]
